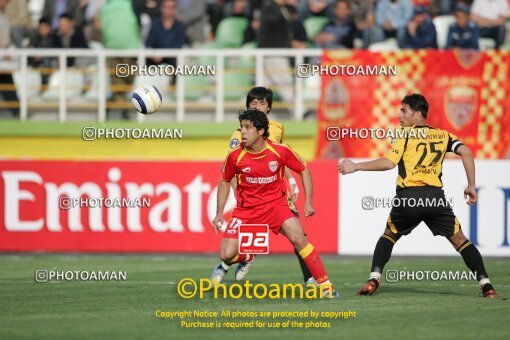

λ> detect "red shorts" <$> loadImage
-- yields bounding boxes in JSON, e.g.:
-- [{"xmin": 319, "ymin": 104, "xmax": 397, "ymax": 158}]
[{"xmin": 223, "ymin": 198, "xmax": 296, "ymax": 239}]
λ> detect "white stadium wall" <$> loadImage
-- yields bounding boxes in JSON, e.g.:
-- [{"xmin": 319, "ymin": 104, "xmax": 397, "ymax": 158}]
[{"xmin": 338, "ymin": 159, "xmax": 510, "ymax": 256}]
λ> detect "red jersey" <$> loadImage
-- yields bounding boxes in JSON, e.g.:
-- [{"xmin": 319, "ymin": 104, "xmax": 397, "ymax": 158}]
[{"xmin": 221, "ymin": 139, "xmax": 306, "ymax": 208}]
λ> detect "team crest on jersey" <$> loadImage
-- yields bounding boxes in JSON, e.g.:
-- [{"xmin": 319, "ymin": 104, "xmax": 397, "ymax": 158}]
[
  {"xmin": 268, "ymin": 161, "xmax": 278, "ymax": 172},
  {"xmin": 230, "ymin": 139, "xmax": 240, "ymax": 148}
]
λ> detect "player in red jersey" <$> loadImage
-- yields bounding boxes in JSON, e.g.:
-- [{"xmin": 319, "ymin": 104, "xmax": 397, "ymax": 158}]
[
  {"xmin": 210, "ymin": 109, "xmax": 338, "ymax": 298},
  {"xmin": 224, "ymin": 87, "xmax": 315, "ymax": 286}
]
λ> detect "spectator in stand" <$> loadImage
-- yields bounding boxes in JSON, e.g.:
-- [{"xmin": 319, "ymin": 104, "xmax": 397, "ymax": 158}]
[
  {"xmin": 446, "ymin": 3, "xmax": 479, "ymax": 49},
  {"xmin": 257, "ymin": 0, "xmax": 294, "ymax": 111},
  {"xmin": 0, "ymin": 0, "xmax": 19, "ymax": 117},
  {"xmin": 401, "ymin": 5, "xmax": 437, "ymax": 48},
  {"xmin": 225, "ymin": 0, "xmax": 251, "ymax": 18},
  {"xmin": 375, "ymin": 0, "xmax": 413, "ymax": 42},
  {"xmin": 470, "ymin": 0, "xmax": 507, "ymax": 49},
  {"xmin": 350, "ymin": 0, "xmax": 375, "ymax": 48},
  {"xmin": 82, "ymin": 0, "xmax": 107, "ymax": 23},
  {"xmin": 4, "ymin": 0, "xmax": 32, "ymax": 47},
  {"xmin": 286, "ymin": 4, "xmax": 307, "ymax": 48},
  {"xmin": 100, "ymin": 0, "xmax": 140, "ymax": 119},
  {"xmin": 226, "ymin": 0, "xmax": 258, "ymax": 44},
  {"xmin": 258, "ymin": 0, "xmax": 291, "ymax": 48},
  {"xmin": 315, "ymin": 0, "xmax": 356, "ymax": 48},
  {"xmin": 52, "ymin": 14, "xmax": 89, "ymax": 67},
  {"xmin": 145, "ymin": 0, "xmax": 184, "ymax": 84},
  {"xmin": 28, "ymin": 17, "xmax": 54, "ymax": 87},
  {"xmin": 176, "ymin": 0, "xmax": 207, "ymax": 44},
  {"xmin": 207, "ymin": 0, "xmax": 225, "ymax": 39},
  {"xmin": 100, "ymin": 0, "xmax": 139, "ymax": 49},
  {"xmin": 132, "ymin": 0, "xmax": 163, "ymax": 25},
  {"xmin": 300, "ymin": 0, "xmax": 333, "ymax": 19},
  {"xmin": 81, "ymin": 0, "xmax": 106, "ymax": 43},
  {"xmin": 53, "ymin": 14, "xmax": 89, "ymax": 48},
  {"xmin": 146, "ymin": 0, "xmax": 184, "ymax": 55},
  {"xmin": 245, "ymin": 4, "xmax": 259, "ymax": 43},
  {"xmin": 29, "ymin": 18, "xmax": 54, "ymax": 61},
  {"xmin": 43, "ymin": 0, "xmax": 83, "ymax": 30}
]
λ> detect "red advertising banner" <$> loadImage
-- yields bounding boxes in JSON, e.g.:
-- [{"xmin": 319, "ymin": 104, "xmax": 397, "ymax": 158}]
[
  {"xmin": 317, "ymin": 50, "xmax": 510, "ymax": 159},
  {"xmin": 0, "ymin": 160, "xmax": 338, "ymax": 253}
]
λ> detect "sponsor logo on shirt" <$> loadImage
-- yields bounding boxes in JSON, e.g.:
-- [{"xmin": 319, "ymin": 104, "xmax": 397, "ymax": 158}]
[{"xmin": 245, "ymin": 175, "xmax": 277, "ymax": 184}]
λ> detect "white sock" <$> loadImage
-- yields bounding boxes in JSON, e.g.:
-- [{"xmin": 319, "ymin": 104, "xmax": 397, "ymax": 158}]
[
  {"xmin": 369, "ymin": 272, "xmax": 381, "ymax": 281},
  {"xmin": 221, "ymin": 261, "xmax": 230, "ymax": 271},
  {"xmin": 479, "ymin": 278, "xmax": 490, "ymax": 287}
]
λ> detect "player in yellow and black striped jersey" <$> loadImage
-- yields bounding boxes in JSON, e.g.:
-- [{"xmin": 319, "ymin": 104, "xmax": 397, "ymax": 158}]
[
  {"xmin": 210, "ymin": 87, "xmax": 315, "ymax": 286},
  {"xmin": 386, "ymin": 125, "xmax": 464, "ymax": 189},
  {"xmin": 337, "ymin": 93, "xmax": 497, "ymax": 298}
]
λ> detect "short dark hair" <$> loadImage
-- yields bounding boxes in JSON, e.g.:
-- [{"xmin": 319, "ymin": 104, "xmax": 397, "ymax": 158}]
[
  {"xmin": 335, "ymin": 0, "xmax": 350, "ymax": 8},
  {"xmin": 59, "ymin": 13, "xmax": 73, "ymax": 21},
  {"xmin": 245, "ymin": 87, "xmax": 273, "ymax": 112},
  {"xmin": 454, "ymin": 3, "xmax": 470, "ymax": 14},
  {"xmin": 39, "ymin": 17, "xmax": 50, "ymax": 25},
  {"xmin": 238, "ymin": 109, "xmax": 270, "ymax": 138},
  {"xmin": 402, "ymin": 93, "xmax": 429, "ymax": 119}
]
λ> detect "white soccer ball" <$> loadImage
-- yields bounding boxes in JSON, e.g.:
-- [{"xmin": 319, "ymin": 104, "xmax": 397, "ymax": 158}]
[{"xmin": 131, "ymin": 85, "xmax": 162, "ymax": 114}]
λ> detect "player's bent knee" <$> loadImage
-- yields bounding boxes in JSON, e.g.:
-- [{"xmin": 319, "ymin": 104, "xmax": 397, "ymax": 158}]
[
  {"xmin": 448, "ymin": 231, "xmax": 467, "ymax": 249},
  {"xmin": 219, "ymin": 243, "xmax": 237, "ymax": 263},
  {"xmin": 292, "ymin": 235, "xmax": 308, "ymax": 250},
  {"xmin": 383, "ymin": 228, "xmax": 399, "ymax": 242},
  {"xmin": 283, "ymin": 228, "xmax": 306, "ymax": 249},
  {"xmin": 219, "ymin": 250, "xmax": 236, "ymax": 263},
  {"xmin": 281, "ymin": 217, "xmax": 306, "ymax": 248}
]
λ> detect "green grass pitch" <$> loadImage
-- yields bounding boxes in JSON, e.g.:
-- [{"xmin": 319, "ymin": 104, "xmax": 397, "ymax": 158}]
[{"xmin": 0, "ymin": 254, "xmax": 508, "ymax": 339}]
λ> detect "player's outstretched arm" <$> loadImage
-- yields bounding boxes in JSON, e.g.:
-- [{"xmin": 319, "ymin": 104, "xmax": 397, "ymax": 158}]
[
  {"xmin": 284, "ymin": 167, "xmax": 299, "ymax": 201},
  {"xmin": 456, "ymin": 145, "xmax": 477, "ymax": 205},
  {"xmin": 300, "ymin": 168, "xmax": 315, "ymax": 218},
  {"xmin": 212, "ymin": 180, "xmax": 231, "ymax": 234},
  {"xmin": 337, "ymin": 158, "xmax": 395, "ymax": 175}
]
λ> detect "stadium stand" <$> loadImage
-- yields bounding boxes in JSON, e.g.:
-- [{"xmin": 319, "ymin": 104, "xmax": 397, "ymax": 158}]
[{"xmin": 1, "ymin": 0, "xmax": 510, "ymax": 122}]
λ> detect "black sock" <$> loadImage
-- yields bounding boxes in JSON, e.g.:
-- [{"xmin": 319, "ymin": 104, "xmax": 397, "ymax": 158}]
[
  {"xmin": 370, "ymin": 235, "xmax": 397, "ymax": 273},
  {"xmin": 294, "ymin": 249, "xmax": 313, "ymax": 282},
  {"xmin": 457, "ymin": 240, "xmax": 489, "ymax": 281}
]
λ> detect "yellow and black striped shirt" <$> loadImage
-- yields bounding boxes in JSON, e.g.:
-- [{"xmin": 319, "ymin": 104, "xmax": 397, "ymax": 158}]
[{"xmin": 385, "ymin": 126, "xmax": 464, "ymax": 188}]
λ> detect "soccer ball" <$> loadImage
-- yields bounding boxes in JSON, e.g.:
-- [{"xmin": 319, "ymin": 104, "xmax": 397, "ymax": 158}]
[{"xmin": 131, "ymin": 85, "xmax": 162, "ymax": 114}]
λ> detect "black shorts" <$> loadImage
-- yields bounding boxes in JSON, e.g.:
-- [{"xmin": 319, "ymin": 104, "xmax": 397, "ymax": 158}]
[{"xmin": 386, "ymin": 186, "xmax": 460, "ymax": 237}]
